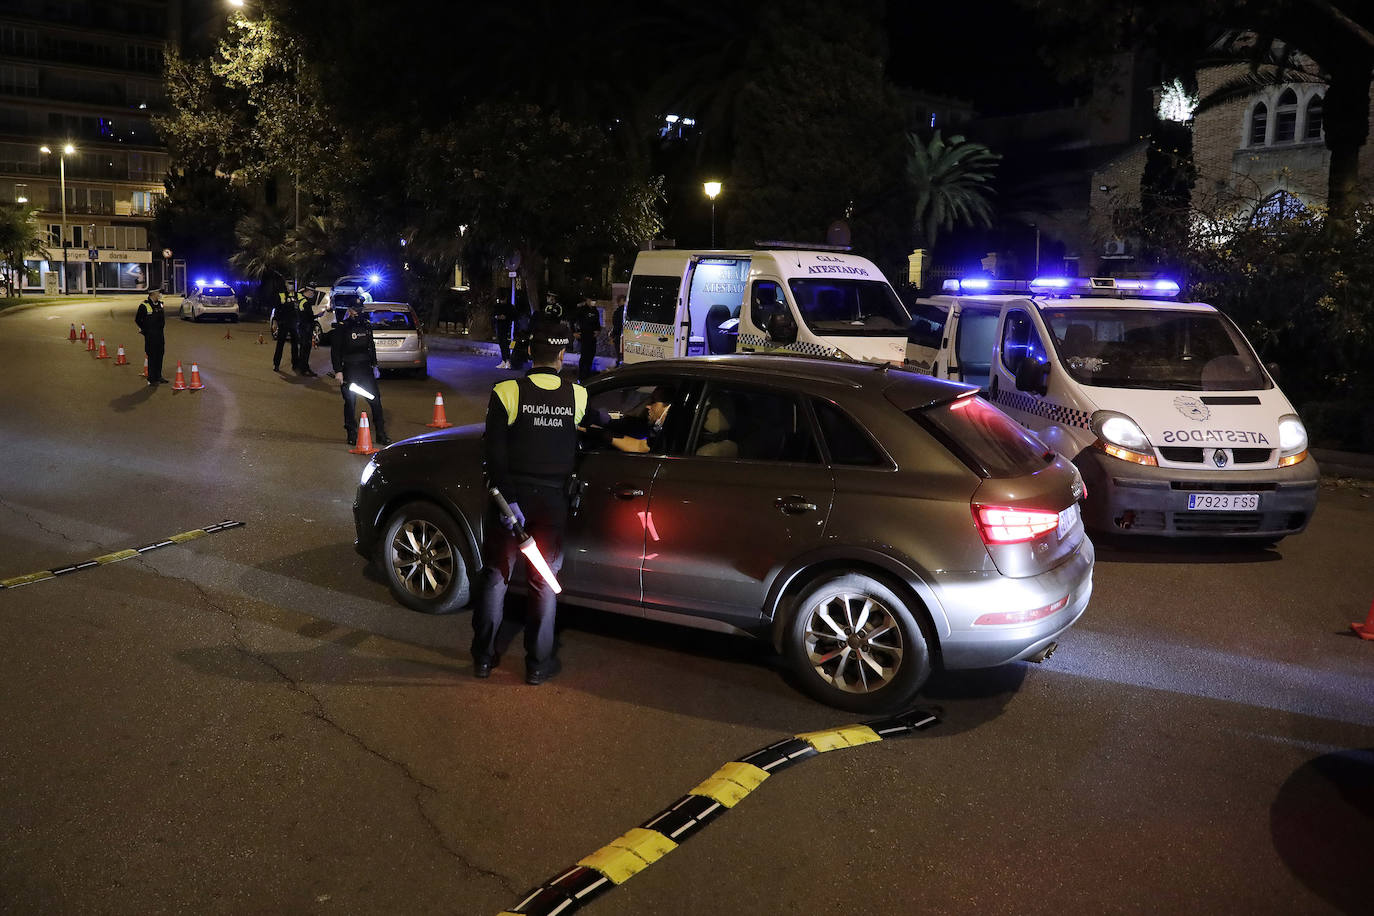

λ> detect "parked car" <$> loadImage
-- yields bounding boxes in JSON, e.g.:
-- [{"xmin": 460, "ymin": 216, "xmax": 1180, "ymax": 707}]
[
  {"xmin": 353, "ymin": 356, "xmax": 1093, "ymax": 712},
  {"xmin": 180, "ymin": 281, "xmax": 239, "ymax": 322},
  {"xmin": 363, "ymin": 302, "xmax": 428, "ymax": 377}
]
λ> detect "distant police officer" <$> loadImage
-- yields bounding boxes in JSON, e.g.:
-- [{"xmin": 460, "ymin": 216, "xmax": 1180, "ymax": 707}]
[
  {"xmin": 293, "ymin": 287, "xmax": 323, "ymax": 376},
  {"xmin": 473, "ymin": 321, "xmax": 586, "ymax": 684},
  {"xmin": 540, "ymin": 292, "xmax": 564, "ymax": 322},
  {"xmin": 573, "ymin": 296, "xmax": 601, "ymax": 382},
  {"xmin": 330, "ymin": 294, "xmax": 391, "ymax": 447},
  {"xmin": 134, "ymin": 288, "xmax": 168, "ymax": 386},
  {"xmin": 272, "ymin": 289, "xmax": 301, "ymax": 373}
]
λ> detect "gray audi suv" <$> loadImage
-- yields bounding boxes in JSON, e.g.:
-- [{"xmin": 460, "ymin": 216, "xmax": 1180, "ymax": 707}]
[{"xmin": 354, "ymin": 356, "xmax": 1093, "ymax": 712}]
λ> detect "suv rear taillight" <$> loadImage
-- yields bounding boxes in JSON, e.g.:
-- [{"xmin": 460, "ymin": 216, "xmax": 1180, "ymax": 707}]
[{"xmin": 972, "ymin": 505, "xmax": 1059, "ymax": 545}]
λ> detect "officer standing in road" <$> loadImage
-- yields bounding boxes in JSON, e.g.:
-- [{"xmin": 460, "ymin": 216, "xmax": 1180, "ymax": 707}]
[
  {"xmin": 574, "ymin": 295, "xmax": 601, "ymax": 382},
  {"xmin": 272, "ymin": 288, "xmax": 300, "ymax": 374},
  {"xmin": 330, "ymin": 294, "xmax": 391, "ymax": 447},
  {"xmin": 611, "ymin": 293, "xmax": 626, "ymax": 367},
  {"xmin": 473, "ymin": 320, "xmax": 586, "ymax": 685},
  {"xmin": 134, "ymin": 288, "xmax": 168, "ymax": 386},
  {"xmin": 492, "ymin": 295, "xmax": 514, "ymax": 369},
  {"xmin": 293, "ymin": 286, "xmax": 323, "ymax": 376},
  {"xmin": 540, "ymin": 292, "xmax": 564, "ymax": 322}
]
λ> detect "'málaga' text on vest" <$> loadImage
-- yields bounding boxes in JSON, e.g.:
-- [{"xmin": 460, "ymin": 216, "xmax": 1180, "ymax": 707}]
[{"xmin": 508, "ymin": 375, "xmax": 578, "ymax": 479}]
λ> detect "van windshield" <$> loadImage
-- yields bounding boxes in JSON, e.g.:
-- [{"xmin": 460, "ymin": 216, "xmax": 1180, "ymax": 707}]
[
  {"xmin": 1041, "ymin": 308, "xmax": 1271, "ymax": 391},
  {"xmin": 788, "ymin": 278, "xmax": 910, "ymax": 337}
]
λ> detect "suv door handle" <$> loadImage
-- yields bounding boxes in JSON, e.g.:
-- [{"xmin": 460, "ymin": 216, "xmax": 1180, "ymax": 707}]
[
  {"xmin": 776, "ymin": 497, "xmax": 818, "ymax": 514},
  {"xmin": 614, "ymin": 487, "xmax": 645, "ymax": 500}
]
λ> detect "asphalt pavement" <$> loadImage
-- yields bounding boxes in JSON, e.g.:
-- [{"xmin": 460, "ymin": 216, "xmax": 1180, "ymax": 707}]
[{"xmin": 1, "ymin": 297, "xmax": 1370, "ymax": 915}]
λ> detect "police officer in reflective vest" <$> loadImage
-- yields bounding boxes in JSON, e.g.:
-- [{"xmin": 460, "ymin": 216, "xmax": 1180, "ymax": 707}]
[
  {"xmin": 473, "ymin": 320, "xmax": 586, "ymax": 684},
  {"xmin": 134, "ymin": 288, "xmax": 168, "ymax": 386},
  {"xmin": 330, "ymin": 294, "xmax": 391, "ymax": 447}
]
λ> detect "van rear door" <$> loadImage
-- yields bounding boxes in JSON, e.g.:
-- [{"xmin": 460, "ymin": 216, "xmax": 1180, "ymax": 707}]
[{"xmin": 623, "ymin": 273, "xmax": 683, "ymax": 363}]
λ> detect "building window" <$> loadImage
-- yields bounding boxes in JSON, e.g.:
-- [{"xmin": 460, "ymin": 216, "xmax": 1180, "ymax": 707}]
[
  {"xmin": 1274, "ymin": 89, "xmax": 1298, "ymax": 142},
  {"xmin": 1248, "ymin": 102, "xmax": 1268, "ymax": 146},
  {"xmin": 1251, "ymin": 191, "xmax": 1307, "ymax": 227},
  {"xmin": 1305, "ymin": 94, "xmax": 1324, "ymax": 140}
]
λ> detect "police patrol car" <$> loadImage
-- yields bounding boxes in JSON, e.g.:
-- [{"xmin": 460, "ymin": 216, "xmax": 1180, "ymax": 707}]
[
  {"xmin": 622, "ymin": 243, "xmax": 911, "ymax": 366},
  {"xmin": 909, "ymin": 276, "xmax": 1319, "ymax": 540}
]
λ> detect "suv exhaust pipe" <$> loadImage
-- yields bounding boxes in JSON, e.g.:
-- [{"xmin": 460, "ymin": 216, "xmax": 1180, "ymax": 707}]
[{"xmin": 1025, "ymin": 641, "xmax": 1058, "ymax": 664}]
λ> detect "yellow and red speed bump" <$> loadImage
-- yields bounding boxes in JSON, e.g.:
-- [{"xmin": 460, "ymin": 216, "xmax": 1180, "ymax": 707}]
[
  {"xmin": 1353, "ymin": 599, "xmax": 1374, "ymax": 641},
  {"xmin": 498, "ymin": 708, "xmax": 939, "ymax": 916}
]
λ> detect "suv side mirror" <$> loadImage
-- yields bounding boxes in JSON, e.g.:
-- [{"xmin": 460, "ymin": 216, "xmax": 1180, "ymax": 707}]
[
  {"xmin": 1015, "ymin": 357, "xmax": 1050, "ymax": 395},
  {"xmin": 767, "ymin": 310, "xmax": 798, "ymax": 344}
]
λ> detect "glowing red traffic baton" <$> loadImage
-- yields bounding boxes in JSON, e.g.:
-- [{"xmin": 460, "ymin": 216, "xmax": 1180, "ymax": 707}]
[{"xmin": 490, "ymin": 487, "xmax": 562, "ymax": 594}]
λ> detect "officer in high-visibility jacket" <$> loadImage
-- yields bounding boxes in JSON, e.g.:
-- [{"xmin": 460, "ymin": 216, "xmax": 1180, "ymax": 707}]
[{"xmin": 473, "ymin": 320, "xmax": 586, "ymax": 685}]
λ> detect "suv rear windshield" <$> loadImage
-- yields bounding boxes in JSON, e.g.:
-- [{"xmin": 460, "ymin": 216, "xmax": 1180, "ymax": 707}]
[
  {"xmin": 201, "ymin": 287, "xmax": 233, "ymax": 297},
  {"xmin": 911, "ymin": 396, "xmax": 1051, "ymax": 477},
  {"xmin": 368, "ymin": 309, "xmax": 416, "ymax": 330}
]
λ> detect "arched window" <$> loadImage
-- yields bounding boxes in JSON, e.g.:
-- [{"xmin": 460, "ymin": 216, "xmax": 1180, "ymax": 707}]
[
  {"xmin": 1305, "ymin": 94, "xmax": 1324, "ymax": 140},
  {"xmin": 1249, "ymin": 102, "xmax": 1268, "ymax": 146},
  {"xmin": 1275, "ymin": 89, "xmax": 1298, "ymax": 142},
  {"xmin": 1251, "ymin": 190, "xmax": 1307, "ymax": 227}
]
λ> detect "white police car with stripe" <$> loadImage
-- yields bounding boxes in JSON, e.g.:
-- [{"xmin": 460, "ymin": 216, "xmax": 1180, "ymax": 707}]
[{"xmin": 910, "ymin": 277, "xmax": 1318, "ymax": 540}]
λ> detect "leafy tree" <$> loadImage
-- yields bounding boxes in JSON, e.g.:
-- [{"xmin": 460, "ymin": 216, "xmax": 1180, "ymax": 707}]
[
  {"xmin": 230, "ymin": 207, "xmax": 293, "ymax": 313},
  {"xmin": 1021, "ymin": 0, "xmax": 1374, "ymax": 220},
  {"xmin": 0, "ymin": 203, "xmax": 47, "ymax": 297},
  {"xmin": 151, "ymin": 167, "xmax": 246, "ymax": 285},
  {"xmin": 906, "ymin": 131, "xmax": 1001, "ymax": 250},
  {"xmin": 726, "ymin": 0, "xmax": 909, "ymax": 266}
]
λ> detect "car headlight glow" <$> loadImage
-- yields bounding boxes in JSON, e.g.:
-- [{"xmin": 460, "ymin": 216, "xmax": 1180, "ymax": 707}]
[
  {"xmin": 1277, "ymin": 414, "xmax": 1308, "ymax": 466},
  {"xmin": 360, "ymin": 458, "xmax": 378, "ymax": 486},
  {"xmin": 1090, "ymin": 411, "xmax": 1157, "ymax": 466}
]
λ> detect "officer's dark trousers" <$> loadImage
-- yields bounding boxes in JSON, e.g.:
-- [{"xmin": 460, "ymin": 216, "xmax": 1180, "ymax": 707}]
[
  {"xmin": 473, "ymin": 482, "xmax": 567, "ymax": 672},
  {"xmin": 496, "ymin": 320, "xmax": 512, "ymax": 362},
  {"xmin": 579, "ymin": 338, "xmax": 596, "ymax": 380},
  {"xmin": 294, "ymin": 328, "xmax": 313, "ymax": 371},
  {"xmin": 340, "ymin": 364, "xmax": 387, "ymax": 438},
  {"xmin": 145, "ymin": 334, "xmax": 165, "ymax": 381},
  {"xmin": 273, "ymin": 326, "xmax": 299, "ymax": 370}
]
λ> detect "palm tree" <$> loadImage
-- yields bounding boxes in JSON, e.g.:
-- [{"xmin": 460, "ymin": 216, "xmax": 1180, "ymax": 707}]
[
  {"xmin": 0, "ymin": 203, "xmax": 47, "ymax": 297},
  {"xmin": 907, "ymin": 131, "xmax": 1001, "ymax": 249},
  {"xmin": 231, "ymin": 206, "xmax": 292, "ymax": 313}
]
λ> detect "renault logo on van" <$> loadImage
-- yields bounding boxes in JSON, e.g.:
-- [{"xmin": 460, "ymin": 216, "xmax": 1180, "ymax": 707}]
[
  {"xmin": 1212, "ymin": 448, "xmax": 1228, "ymax": 468},
  {"xmin": 1173, "ymin": 396, "xmax": 1211, "ymax": 422}
]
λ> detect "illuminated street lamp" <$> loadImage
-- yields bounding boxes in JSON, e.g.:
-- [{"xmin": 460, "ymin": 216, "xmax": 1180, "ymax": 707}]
[
  {"xmin": 703, "ymin": 180, "xmax": 722, "ymax": 248},
  {"xmin": 40, "ymin": 144, "xmax": 75, "ymax": 294}
]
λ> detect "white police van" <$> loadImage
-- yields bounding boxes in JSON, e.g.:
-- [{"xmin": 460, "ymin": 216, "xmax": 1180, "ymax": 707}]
[
  {"xmin": 622, "ymin": 244, "xmax": 911, "ymax": 366},
  {"xmin": 910, "ymin": 277, "xmax": 1319, "ymax": 540}
]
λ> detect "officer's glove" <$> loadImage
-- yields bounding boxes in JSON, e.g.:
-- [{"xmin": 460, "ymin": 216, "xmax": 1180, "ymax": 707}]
[{"xmin": 501, "ymin": 501, "xmax": 525, "ymax": 533}]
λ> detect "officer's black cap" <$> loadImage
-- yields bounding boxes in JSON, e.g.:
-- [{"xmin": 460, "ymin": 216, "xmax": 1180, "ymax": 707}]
[{"xmin": 531, "ymin": 320, "xmax": 571, "ymax": 349}]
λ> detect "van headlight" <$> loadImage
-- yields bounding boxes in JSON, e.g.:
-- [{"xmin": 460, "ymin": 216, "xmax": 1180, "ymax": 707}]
[
  {"xmin": 360, "ymin": 458, "xmax": 379, "ymax": 486},
  {"xmin": 1090, "ymin": 411, "xmax": 1157, "ymax": 466},
  {"xmin": 1277, "ymin": 414, "xmax": 1308, "ymax": 466}
]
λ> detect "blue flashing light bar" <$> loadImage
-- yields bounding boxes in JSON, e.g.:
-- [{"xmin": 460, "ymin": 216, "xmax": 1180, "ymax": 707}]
[{"xmin": 1029, "ymin": 276, "xmax": 1181, "ymax": 300}]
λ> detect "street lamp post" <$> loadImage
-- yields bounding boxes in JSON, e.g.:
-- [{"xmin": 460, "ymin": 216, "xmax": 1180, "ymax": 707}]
[
  {"xmin": 40, "ymin": 144, "xmax": 75, "ymax": 294},
  {"xmin": 703, "ymin": 181, "xmax": 722, "ymax": 248}
]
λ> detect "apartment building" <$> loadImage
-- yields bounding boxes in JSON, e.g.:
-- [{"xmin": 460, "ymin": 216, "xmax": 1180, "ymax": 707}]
[{"xmin": 1, "ymin": 0, "xmax": 180, "ymax": 294}]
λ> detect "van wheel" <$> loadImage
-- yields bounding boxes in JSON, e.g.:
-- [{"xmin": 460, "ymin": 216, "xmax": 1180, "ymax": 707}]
[
  {"xmin": 378, "ymin": 501, "xmax": 470, "ymax": 614},
  {"xmin": 782, "ymin": 573, "xmax": 931, "ymax": 713}
]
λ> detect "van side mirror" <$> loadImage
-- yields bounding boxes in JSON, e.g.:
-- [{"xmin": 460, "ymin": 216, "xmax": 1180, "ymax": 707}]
[
  {"xmin": 766, "ymin": 310, "xmax": 798, "ymax": 344},
  {"xmin": 1015, "ymin": 358, "xmax": 1049, "ymax": 395}
]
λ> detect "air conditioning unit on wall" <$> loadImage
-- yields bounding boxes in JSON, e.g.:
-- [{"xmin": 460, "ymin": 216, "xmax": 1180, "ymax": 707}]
[{"xmin": 1102, "ymin": 237, "xmax": 1129, "ymax": 257}]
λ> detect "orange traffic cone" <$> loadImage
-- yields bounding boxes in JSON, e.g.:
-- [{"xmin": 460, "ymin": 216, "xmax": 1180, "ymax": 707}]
[
  {"xmin": 425, "ymin": 392, "xmax": 453, "ymax": 428},
  {"xmin": 350, "ymin": 412, "xmax": 379, "ymax": 455},
  {"xmin": 96, "ymin": 339, "xmax": 110, "ymax": 359},
  {"xmin": 68, "ymin": 323, "xmax": 77, "ymax": 341},
  {"xmin": 79, "ymin": 323, "xmax": 87, "ymax": 341},
  {"xmin": 86, "ymin": 333, "xmax": 96, "ymax": 352},
  {"xmin": 171, "ymin": 361, "xmax": 188, "ymax": 391},
  {"xmin": 188, "ymin": 363, "xmax": 205, "ymax": 390},
  {"xmin": 114, "ymin": 346, "xmax": 129, "ymax": 365},
  {"xmin": 1353, "ymin": 600, "xmax": 1374, "ymax": 641},
  {"xmin": 141, "ymin": 355, "xmax": 148, "ymax": 378}
]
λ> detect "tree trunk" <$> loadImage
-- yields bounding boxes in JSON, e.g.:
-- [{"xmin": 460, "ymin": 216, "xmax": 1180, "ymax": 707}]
[{"xmin": 1322, "ymin": 65, "xmax": 1372, "ymax": 223}]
